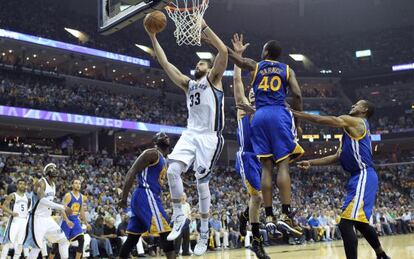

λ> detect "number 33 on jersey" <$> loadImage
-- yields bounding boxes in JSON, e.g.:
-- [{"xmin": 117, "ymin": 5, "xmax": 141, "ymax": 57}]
[{"xmin": 186, "ymin": 76, "xmax": 224, "ymax": 132}]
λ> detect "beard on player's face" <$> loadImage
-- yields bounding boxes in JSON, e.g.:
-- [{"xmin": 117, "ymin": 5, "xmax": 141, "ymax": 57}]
[{"xmin": 194, "ymin": 69, "xmax": 207, "ymax": 80}]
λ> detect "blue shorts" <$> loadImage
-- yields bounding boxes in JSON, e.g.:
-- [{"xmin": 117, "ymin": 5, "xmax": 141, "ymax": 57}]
[
  {"xmin": 341, "ymin": 167, "xmax": 378, "ymax": 223},
  {"xmin": 251, "ymin": 105, "xmax": 304, "ymax": 163},
  {"xmin": 61, "ymin": 217, "xmax": 83, "ymax": 241},
  {"xmin": 127, "ymin": 188, "xmax": 171, "ymax": 235},
  {"xmin": 235, "ymin": 151, "xmax": 261, "ymax": 195}
]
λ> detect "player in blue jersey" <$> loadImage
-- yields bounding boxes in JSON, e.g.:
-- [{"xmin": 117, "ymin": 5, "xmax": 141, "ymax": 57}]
[
  {"xmin": 50, "ymin": 179, "xmax": 88, "ymax": 259},
  {"xmin": 118, "ymin": 132, "xmax": 176, "ymax": 259},
  {"xmin": 228, "ymin": 36, "xmax": 304, "ymax": 236},
  {"xmin": 231, "ymin": 34, "xmax": 275, "ymax": 259},
  {"xmin": 292, "ymin": 100, "xmax": 390, "ymax": 259}
]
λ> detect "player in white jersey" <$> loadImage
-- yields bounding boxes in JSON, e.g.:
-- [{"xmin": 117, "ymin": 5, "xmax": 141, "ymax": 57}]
[
  {"xmin": 145, "ymin": 18, "xmax": 228, "ymax": 255},
  {"xmin": 1, "ymin": 179, "xmax": 29, "ymax": 259},
  {"xmin": 24, "ymin": 163, "xmax": 72, "ymax": 259}
]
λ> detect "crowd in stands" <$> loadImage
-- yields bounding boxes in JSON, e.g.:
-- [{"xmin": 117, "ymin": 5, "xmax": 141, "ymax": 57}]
[
  {"xmin": 0, "ymin": 150, "xmax": 413, "ymax": 256},
  {"xmin": 1, "ymin": 0, "xmax": 414, "ymax": 74},
  {"xmin": 1, "ymin": 68, "xmax": 413, "ymax": 137}
]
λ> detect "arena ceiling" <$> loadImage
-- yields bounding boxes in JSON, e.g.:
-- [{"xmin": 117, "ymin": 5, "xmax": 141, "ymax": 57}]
[{"xmin": 64, "ymin": 0, "xmax": 414, "ymax": 38}]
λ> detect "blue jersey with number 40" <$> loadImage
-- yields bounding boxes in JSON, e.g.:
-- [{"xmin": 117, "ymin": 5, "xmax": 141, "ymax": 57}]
[{"xmin": 251, "ymin": 60, "xmax": 290, "ymax": 109}]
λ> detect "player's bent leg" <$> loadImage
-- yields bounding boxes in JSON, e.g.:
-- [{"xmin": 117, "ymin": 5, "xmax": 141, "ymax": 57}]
[
  {"xmin": 167, "ymin": 161, "xmax": 189, "ymax": 241},
  {"xmin": 239, "ymin": 207, "xmax": 249, "ymax": 237},
  {"xmin": 275, "ymin": 158, "xmax": 303, "ymax": 237},
  {"xmin": 57, "ymin": 238, "xmax": 70, "ymax": 259},
  {"xmin": 276, "ymin": 158, "xmax": 291, "ymax": 208},
  {"xmin": 73, "ymin": 235, "xmax": 85, "ymax": 259},
  {"xmin": 119, "ymin": 234, "xmax": 141, "ymax": 259},
  {"xmin": 354, "ymin": 221, "xmax": 390, "ymax": 259},
  {"xmin": 160, "ymin": 232, "xmax": 177, "ymax": 259},
  {"xmin": 260, "ymin": 157, "xmax": 277, "ymax": 236},
  {"xmin": 249, "ymin": 194, "xmax": 261, "ymax": 223},
  {"xmin": 338, "ymin": 218, "xmax": 358, "ymax": 259}
]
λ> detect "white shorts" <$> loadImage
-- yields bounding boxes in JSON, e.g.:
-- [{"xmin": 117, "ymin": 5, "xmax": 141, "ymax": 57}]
[
  {"xmin": 33, "ymin": 216, "xmax": 66, "ymax": 248},
  {"xmin": 9, "ymin": 217, "xmax": 28, "ymax": 245},
  {"xmin": 168, "ymin": 130, "xmax": 224, "ymax": 180}
]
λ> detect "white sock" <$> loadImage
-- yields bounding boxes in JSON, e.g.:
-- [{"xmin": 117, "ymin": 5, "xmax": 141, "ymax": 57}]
[{"xmin": 200, "ymin": 218, "xmax": 209, "ymax": 233}]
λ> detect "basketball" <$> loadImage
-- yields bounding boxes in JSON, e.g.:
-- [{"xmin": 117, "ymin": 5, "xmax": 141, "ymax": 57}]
[{"xmin": 144, "ymin": 11, "xmax": 167, "ymax": 34}]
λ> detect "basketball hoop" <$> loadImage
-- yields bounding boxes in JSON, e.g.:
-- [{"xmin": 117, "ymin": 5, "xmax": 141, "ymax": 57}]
[{"xmin": 165, "ymin": 0, "xmax": 209, "ymax": 46}]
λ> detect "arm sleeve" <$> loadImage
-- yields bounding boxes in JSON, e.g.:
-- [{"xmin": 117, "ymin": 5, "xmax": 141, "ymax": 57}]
[{"xmin": 39, "ymin": 198, "xmax": 64, "ymax": 211}]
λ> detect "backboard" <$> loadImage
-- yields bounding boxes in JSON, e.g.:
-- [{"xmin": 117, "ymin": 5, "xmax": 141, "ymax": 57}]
[{"xmin": 98, "ymin": 0, "xmax": 170, "ymax": 35}]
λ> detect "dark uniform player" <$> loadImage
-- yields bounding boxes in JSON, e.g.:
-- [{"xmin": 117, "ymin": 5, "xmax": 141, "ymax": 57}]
[
  {"xmin": 293, "ymin": 100, "xmax": 390, "ymax": 259},
  {"xmin": 228, "ymin": 37, "xmax": 304, "ymax": 235},
  {"xmin": 52, "ymin": 180, "xmax": 87, "ymax": 259},
  {"xmin": 118, "ymin": 132, "xmax": 175, "ymax": 259}
]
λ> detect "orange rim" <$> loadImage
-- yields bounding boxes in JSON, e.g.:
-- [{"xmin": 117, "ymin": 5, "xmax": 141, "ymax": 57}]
[{"xmin": 165, "ymin": 0, "xmax": 209, "ymax": 12}]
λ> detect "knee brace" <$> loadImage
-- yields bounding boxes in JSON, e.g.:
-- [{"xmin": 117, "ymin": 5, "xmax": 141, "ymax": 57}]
[
  {"xmin": 197, "ymin": 180, "xmax": 211, "ymax": 214},
  {"xmin": 167, "ymin": 161, "xmax": 185, "ymax": 200}
]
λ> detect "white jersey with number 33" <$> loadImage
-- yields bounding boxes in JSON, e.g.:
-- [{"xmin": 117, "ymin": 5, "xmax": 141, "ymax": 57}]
[{"xmin": 186, "ymin": 76, "xmax": 224, "ymax": 132}]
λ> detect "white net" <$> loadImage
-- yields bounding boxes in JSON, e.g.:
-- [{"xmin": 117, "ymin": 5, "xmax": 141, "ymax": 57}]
[{"xmin": 165, "ymin": 0, "xmax": 209, "ymax": 46}]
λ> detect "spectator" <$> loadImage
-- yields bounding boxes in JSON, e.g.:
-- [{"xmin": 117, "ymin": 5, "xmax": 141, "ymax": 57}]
[
  {"xmin": 90, "ymin": 216, "xmax": 114, "ymax": 258},
  {"xmin": 227, "ymin": 214, "xmax": 240, "ymax": 248}
]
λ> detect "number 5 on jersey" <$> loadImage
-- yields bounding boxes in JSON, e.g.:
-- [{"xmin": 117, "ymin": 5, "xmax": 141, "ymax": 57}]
[{"xmin": 258, "ymin": 75, "xmax": 282, "ymax": 92}]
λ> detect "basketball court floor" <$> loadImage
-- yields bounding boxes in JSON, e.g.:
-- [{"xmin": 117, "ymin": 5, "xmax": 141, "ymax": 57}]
[{"xmin": 152, "ymin": 234, "xmax": 414, "ymax": 259}]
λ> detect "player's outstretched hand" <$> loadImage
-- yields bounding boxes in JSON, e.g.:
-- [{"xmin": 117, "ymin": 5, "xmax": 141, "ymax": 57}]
[
  {"xmin": 236, "ymin": 102, "xmax": 256, "ymax": 115},
  {"xmin": 231, "ymin": 33, "xmax": 250, "ymax": 54},
  {"xmin": 118, "ymin": 198, "xmax": 128, "ymax": 209},
  {"xmin": 297, "ymin": 161, "xmax": 311, "ymax": 170}
]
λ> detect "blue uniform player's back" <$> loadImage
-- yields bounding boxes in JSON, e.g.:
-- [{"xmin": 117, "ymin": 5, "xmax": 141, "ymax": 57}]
[
  {"xmin": 250, "ymin": 60, "xmax": 304, "ymax": 163},
  {"xmin": 127, "ymin": 150, "xmax": 171, "ymax": 235},
  {"xmin": 251, "ymin": 60, "xmax": 289, "ymax": 109}
]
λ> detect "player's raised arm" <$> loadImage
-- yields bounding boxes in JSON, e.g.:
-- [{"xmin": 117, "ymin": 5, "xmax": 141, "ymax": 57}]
[
  {"xmin": 232, "ymin": 34, "xmax": 250, "ymax": 111},
  {"xmin": 297, "ymin": 149, "xmax": 341, "ymax": 170},
  {"xmin": 227, "ymin": 34, "xmax": 257, "ymax": 72},
  {"xmin": 287, "ymin": 68, "xmax": 303, "ymax": 130},
  {"xmin": 119, "ymin": 149, "xmax": 159, "ymax": 208},
  {"xmin": 200, "ymin": 19, "xmax": 228, "ymax": 87},
  {"xmin": 291, "ymin": 110, "xmax": 360, "ymax": 129},
  {"xmin": 145, "ymin": 28, "xmax": 190, "ymax": 91}
]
